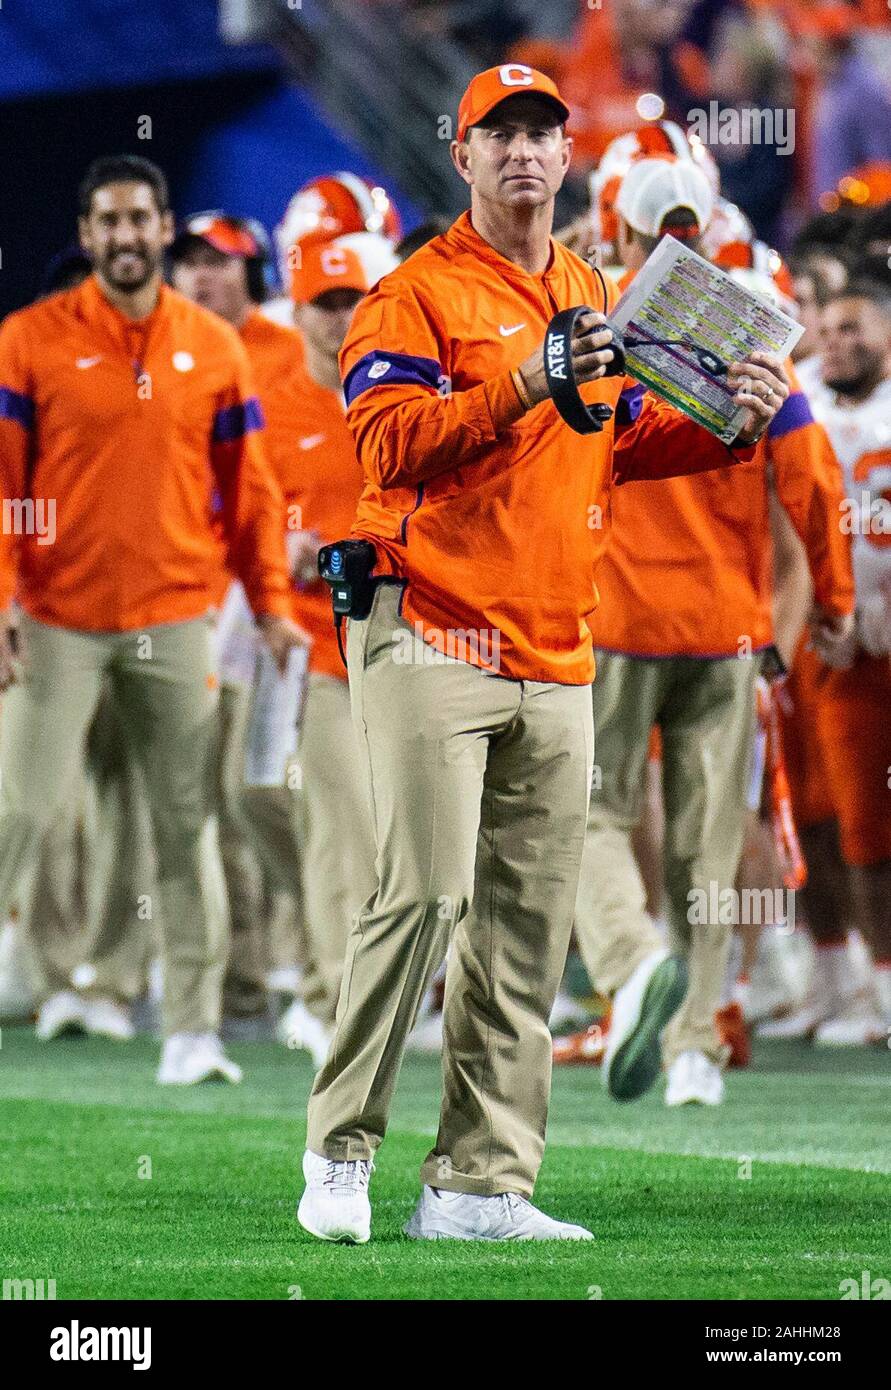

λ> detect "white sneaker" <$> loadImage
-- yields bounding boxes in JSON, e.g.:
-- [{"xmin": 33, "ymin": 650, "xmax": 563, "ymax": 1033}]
[
  {"xmin": 297, "ymin": 1150, "xmax": 372, "ymax": 1244},
  {"xmin": 404, "ymin": 1185, "xmax": 593, "ymax": 1241},
  {"xmin": 746, "ymin": 923, "xmax": 812, "ymax": 1023},
  {"xmin": 156, "ymin": 1032, "xmax": 243, "ymax": 1085},
  {"xmin": 36, "ymin": 990, "xmax": 87, "ymax": 1040},
  {"xmin": 814, "ymin": 1011, "xmax": 888, "ymax": 1047},
  {"xmin": 756, "ymin": 998, "xmax": 832, "ymax": 1039},
  {"xmin": 0, "ymin": 920, "xmax": 37, "ymax": 1019},
  {"xmin": 665, "ymin": 1049, "xmax": 725, "ymax": 1106},
  {"xmin": 83, "ymin": 996, "xmax": 135, "ymax": 1042},
  {"xmin": 603, "ymin": 949, "xmax": 688, "ymax": 1101},
  {"xmin": 277, "ymin": 998, "xmax": 331, "ymax": 1069}
]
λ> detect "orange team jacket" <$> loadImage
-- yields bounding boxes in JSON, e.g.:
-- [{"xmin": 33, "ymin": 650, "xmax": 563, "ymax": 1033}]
[
  {"xmin": 587, "ymin": 357, "xmax": 855, "ymax": 657},
  {"xmin": 258, "ymin": 346, "xmax": 364, "ymax": 681},
  {"xmin": 203, "ymin": 307, "xmax": 306, "ymax": 608},
  {"xmin": 339, "ymin": 210, "xmax": 759, "ymax": 685},
  {"xmin": 0, "ymin": 276, "xmax": 292, "ymax": 631}
]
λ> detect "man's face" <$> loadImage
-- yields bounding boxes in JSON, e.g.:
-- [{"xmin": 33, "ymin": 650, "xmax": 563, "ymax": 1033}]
[
  {"xmin": 453, "ymin": 96, "xmax": 571, "ymax": 210},
  {"xmin": 820, "ymin": 296, "xmax": 891, "ymax": 393},
  {"xmin": 294, "ymin": 289, "xmax": 364, "ymax": 358},
  {"xmin": 617, "ymin": 216, "xmax": 646, "ymax": 272},
  {"xmin": 79, "ymin": 182, "xmax": 173, "ymax": 292},
  {"xmin": 171, "ymin": 242, "xmax": 251, "ymax": 326}
]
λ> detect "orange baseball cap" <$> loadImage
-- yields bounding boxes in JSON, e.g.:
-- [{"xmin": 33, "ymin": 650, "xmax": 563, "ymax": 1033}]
[
  {"xmin": 290, "ymin": 241, "xmax": 369, "ymax": 304},
  {"xmin": 457, "ymin": 63, "xmax": 570, "ymax": 142},
  {"xmin": 172, "ymin": 212, "xmax": 266, "ymax": 260}
]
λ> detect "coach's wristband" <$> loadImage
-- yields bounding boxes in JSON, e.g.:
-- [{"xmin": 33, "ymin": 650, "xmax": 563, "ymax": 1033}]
[
  {"xmin": 510, "ymin": 367, "xmax": 534, "ymax": 412},
  {"xmin": 544, "ymin": 306, "xmax": 626, "ymax": 435}
]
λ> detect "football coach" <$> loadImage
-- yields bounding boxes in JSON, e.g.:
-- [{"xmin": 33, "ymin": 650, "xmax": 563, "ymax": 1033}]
[{"xmin": 298, "ymin": 64, "xmax": 789, "ymax": 1243}]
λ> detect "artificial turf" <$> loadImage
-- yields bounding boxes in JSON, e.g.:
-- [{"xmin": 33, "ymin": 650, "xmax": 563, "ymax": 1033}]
[{"xmin": 0, "ymin": 1028, "xmax": 888, "ymax": 1300}]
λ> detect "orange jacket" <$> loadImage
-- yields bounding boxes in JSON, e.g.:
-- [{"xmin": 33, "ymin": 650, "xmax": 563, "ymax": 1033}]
[
  {"xmin": 0, "ymin": 277, "xmax": 291, "ymax": 631},
  {"xmin": 340, "ymin": 211, "xmax": 757, "ymax": 685},
  {"xmin": 240, "ymin": 307, "xmax": 305, "ymax": 389},
  {"xmin": 259, "ymin": 351, "xmax": 364, "ymax": 681},
  {"xmin": 588, "ymin": 360, "xmax": 855, "ymax": 657},
  {"xmin": 203, "ymin": 307, "xmax": 307, "ymax": 610}
]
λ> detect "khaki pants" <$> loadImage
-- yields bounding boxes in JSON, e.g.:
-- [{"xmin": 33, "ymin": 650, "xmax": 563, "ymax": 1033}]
[
  {"xmin": 19, "ymin": 688, "xmax": 155, "ymax": 1004},
  {"xmin": 0, "ymin": 613, "xmax": 227, "ymax": 1036},
  {"xmin": 574, "ymin": 651, "xmax": 759, "ymax": 1064},
  {"xmin": 78, "ymin": 688, "xmax": 156, "ymax": 1002},
  {"xmin": 19, "ymin": 778, "xmax": 90, "ymax": 998},
  {"xmin": 240, "ymin": 672, "xmax": 376, "ymax": 1025},
  {"xmin": 307, "ymin": 583, "xmax": 594, "ymax": 1198},
  {"xmin": 215, "ymin": 682, "xmax": 267, "ymax": 1017}
]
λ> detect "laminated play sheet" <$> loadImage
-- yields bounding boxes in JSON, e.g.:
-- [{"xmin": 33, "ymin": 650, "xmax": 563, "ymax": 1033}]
[{"xmin": 610, "ymin": 235, "xmax": 804, "ymax": 443}]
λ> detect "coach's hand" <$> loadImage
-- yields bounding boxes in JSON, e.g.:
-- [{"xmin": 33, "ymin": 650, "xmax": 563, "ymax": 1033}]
[
  {"xmin": 809, "ymin": 606, "xmax": 857, "ymax": 670},
  {"xmin": 728, "ymin": 353, "xmax": 790, "ymax": 445},
  {"xmin": 0, "ymin": 608, "xmax": 23, "ymax": 693},
  {"xmin": 286, "ymin": 528, "xmax": 323, "ymax": 587},
  {"xmin": 518, "ymin": 311, "xmax": 620, "ymax": 407},
  {"xmin": 257, "ymin": 613, "xmax": 311, "ymax": 674}
]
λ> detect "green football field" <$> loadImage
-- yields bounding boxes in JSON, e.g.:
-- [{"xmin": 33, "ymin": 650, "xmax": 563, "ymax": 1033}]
[{"xmin": 1, "ymin": 1027, "xmax": 889, "ymax": 1301}]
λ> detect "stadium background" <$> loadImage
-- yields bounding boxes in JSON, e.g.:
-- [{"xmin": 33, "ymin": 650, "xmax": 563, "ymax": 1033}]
[{"xmin": 5, "ymin": 0, "xmax": 888, "ymax": 317}]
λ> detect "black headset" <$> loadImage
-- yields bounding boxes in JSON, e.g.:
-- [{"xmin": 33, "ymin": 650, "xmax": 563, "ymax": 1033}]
[{"xmin": 544, "ymin": 266, "xmax": 627, "ymax": 434}]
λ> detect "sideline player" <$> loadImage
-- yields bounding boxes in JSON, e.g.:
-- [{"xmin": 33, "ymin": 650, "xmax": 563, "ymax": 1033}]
[
  {"xmin": 296, "ymin": 65, "xmax": 789, "ymax": 1244},
  {"xmin": 778, "ymin": 283, "xmax": 891, "ymax": 1043},
  {"xmin": 240, "ymin": 242, "xmax": 378, "ymax": 1060},
  {"xmin": 567, "ymin": 157, "xmax": 853, "ymax": 1107},
  {"xmin": 264, "ymin": 174, "xmax": 401, "ymax": 328},
  {"xmin": 170, "ymin": 210, "xmax": 308, "ymax": 1024},
  {"xmin": 0, "ymin": 156, "xmax": 303, "ymax": 1083}
]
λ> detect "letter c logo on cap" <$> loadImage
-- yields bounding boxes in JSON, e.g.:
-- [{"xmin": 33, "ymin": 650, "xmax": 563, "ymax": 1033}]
[
  {"xmin": 320, "ymin": 247, "xmax": 348, "ymax": 277},
  {"xmin": 499, "ymin": 64, "xmax": 534, "ymax": 89}
]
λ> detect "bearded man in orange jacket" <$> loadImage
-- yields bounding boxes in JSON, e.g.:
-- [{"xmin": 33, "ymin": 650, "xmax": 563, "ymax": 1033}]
[{"xmin": 0, "ymin": 156, "xmax": 305, "ymax": 1085}]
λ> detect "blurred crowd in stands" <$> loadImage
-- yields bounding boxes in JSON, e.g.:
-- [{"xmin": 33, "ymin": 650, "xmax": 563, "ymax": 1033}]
[{"xmin": 395, "ymin": 0, "xmax": 891, "ymax": 247}]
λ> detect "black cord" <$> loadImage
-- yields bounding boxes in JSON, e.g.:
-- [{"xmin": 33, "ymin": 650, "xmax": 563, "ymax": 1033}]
[
  {"xmin": 335, "ymin": 614, "xmax": 347, "ymax": 671},
  {"xmin": 593, "ymin": 264, "xmax": 610, "ymax": 315},
  {"xmin": 623, "ymin": 335, "xmax": 729, "ymax": 379}
]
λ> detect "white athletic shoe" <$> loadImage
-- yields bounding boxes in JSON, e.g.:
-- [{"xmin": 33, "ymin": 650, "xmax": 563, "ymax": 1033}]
[
  {"xmin": 0, "ymin": 920, "xmax": 37, "ymax": 1020},
  {"xmin": 83, "ymin": 996, "xmax": 135, "ymax": 1042},
  {"xmin": 756, "ymin": 998, "xmax": 834, "ymax": 1040},
  {"xmin": 277, "ymin": 998, "xmax": 331, "ymax": 1069},
  {"xmin": 297, "ymin": 1150, "xmax": 372, "ymax": 1244},
  {"xmin": 603, "ymin": 948, "xmax": 688, "ymax": 1101},
  {"xmin": 745, "ymin": 923, "xmax": 812, "ymax": 1024},
  {"xmin": 665, "ymin": 1049, "xmax": 725, "ymax": 1107},
  {"xmin": 814, "ymin": 1010, "xmax": 888, "ymax": 1047},
  {"xmin": 156, "ymin": 1032, "xmax": 243, "ymax": 1085},
  {"xmin": 36, "ymin": 990, "xmax": 87, "ymax": 1040},
  {"xmin": 404, "ymin": 1185, "xmax": 593, "ymax": 1241}
]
